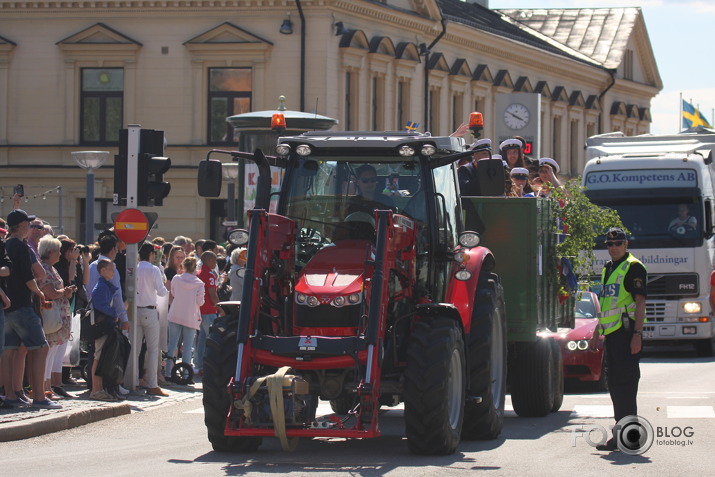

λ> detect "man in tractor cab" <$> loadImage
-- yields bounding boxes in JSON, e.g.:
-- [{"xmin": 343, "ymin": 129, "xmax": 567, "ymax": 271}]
[{"xmin": 347, "ymin": 164, "xmax": 396, "ymax": 214}]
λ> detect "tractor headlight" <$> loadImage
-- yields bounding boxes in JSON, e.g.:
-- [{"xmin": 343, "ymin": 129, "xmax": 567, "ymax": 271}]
[
  {"xmin": 455, "ymin": 269, "xmax": 472, "ymax": 281},
  {"xmin": 332, "ymin": 295, "xmax": 346, "ymax": 307},
  {"xmin": 421, "ymin": 144, "xmax": 436, "ymax": 156},
  {"xmin": 296, "ymin": 293, "xmax": 307, "ymax": 304},
  {"xmin": 306, "ymin": 296, "xmax": 320, "ymax": 307},
  {"xmin": 398, "ymin": 145, "xmax": 415, "ymax": 157},
  {"xmin": 347, "ymin": 293, "xmax": 361, "ymax": 304},
  {"xmin": 296, "ymin": 144, "xmax": 312, "ymax": 156},
  {"xmin": 275, "ymin": 144, "xmax": 291, "ymax": 156}
]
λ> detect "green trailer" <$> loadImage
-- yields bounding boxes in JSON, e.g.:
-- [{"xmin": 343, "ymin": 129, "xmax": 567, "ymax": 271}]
[{"xmin": 464, "ymin": 196, "xmax": 575, "ymax": 416}]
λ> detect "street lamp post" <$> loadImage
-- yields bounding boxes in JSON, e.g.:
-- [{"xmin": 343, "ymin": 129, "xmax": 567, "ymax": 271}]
[{"xmin": 72, "ymin": 151, "xmax": 109, "ymax": 244}]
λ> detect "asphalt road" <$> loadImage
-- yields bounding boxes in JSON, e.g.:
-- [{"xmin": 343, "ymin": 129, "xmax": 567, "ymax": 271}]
[{"xmin": 2, "ymin": 345, "xmax": 713, "ymax": 476}]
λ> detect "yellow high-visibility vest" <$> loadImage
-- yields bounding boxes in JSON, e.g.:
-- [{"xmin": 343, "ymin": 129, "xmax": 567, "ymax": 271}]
[{"xmin": 598, "ymin": 255, "xmax": 645, "ymax": 335}]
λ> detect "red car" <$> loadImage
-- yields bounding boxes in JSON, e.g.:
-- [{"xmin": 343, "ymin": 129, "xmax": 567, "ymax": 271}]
[{"xmin": 555, "ymin": 291, "xmax": 607, "ymax": 390}]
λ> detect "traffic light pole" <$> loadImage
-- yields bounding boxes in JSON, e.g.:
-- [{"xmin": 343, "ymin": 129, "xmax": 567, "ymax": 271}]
[{"xmin": 124, "ymin": 125, "xmax": 140, "ymax": 391}]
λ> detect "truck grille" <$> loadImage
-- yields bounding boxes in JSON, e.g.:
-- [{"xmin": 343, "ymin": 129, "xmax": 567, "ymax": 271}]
[
  {"xmin": 645, "ymin": 302, "xmax": 666, "ymax": 322},
  {"xmin": 646, "ymin": 273, "xmax": 698, "ymax": 298}
]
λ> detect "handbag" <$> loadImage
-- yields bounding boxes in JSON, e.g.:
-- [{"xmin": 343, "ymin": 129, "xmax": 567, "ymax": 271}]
[
  {"xmin": 41, "ymin": 302, "xmax": 63, "ymax": 334},
  {"xmin": 79, "ymin": 306, "xmax": 117, "ymax": 341}
]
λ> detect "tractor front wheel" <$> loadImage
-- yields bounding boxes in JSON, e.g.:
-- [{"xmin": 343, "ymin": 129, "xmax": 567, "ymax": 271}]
[
  {"xmin": 404, "ymin": 316, "xmax": 466, "ymax": 455},
  {"xmin": 202, "ymin": 317, "xmax": 262, "ymax": 452}
]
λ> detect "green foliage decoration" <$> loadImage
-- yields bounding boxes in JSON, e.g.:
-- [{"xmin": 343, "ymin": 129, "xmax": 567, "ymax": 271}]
[{"xmin": 551, "ymin": 177, "xmax": 627, "ymax": 287}]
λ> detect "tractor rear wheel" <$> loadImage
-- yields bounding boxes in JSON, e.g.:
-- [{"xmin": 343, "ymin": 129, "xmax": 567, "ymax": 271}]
[
  {"xmin": 462, "ymin": 277, "xmax": 507, "ymax": 440},
  {"xmin": 404, "ymin": 316, "xmax": 466, "ymax": 455},
  {"xmin": 510, "ymin": 339, "xmax": 555, "ymax": 417},
  {"xmin": 329, "ymin": 395, "xmax": 358, "ymax": 414},
  {"xmin": 550, "ymin": 339, "xmax": 564, "ymax": 412},
  {"xmin": 203, "ymin": 317, "xmax": 262, "ymax": 452}
]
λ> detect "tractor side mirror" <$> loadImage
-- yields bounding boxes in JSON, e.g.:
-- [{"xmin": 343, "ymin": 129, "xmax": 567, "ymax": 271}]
[{"xmin": 197, "ymin": 159, "xmax": 223, "ymax": 197}]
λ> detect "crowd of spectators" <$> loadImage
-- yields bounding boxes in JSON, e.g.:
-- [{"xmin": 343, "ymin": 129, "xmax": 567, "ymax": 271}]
[{"xmin": 0, "ymin": 194, "xmax": 246, "ymax": 408}]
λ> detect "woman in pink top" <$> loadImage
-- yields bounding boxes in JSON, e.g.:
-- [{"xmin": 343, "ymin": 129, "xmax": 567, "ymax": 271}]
[{"xmin": 165, "ymin": 256, "xmax": 204, "ymax": 380}]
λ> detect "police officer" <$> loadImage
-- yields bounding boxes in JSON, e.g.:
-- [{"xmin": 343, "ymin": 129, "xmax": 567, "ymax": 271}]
[{"xmin": 592, "ymin": 227, "xmax": 647, "ymax": 451}]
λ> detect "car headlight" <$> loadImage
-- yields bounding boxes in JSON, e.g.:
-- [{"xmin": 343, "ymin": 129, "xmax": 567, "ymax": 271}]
[
  {"xmin": 683, "ymin": 302, "xmax": 701, "ymax": 314},
  {"xmin": 567, "ymin": 341, "xmax": 578, "ymax": 351},
  {"xmin": 577, "ymin": 340, "xmax": 589, "ymax": 350}
]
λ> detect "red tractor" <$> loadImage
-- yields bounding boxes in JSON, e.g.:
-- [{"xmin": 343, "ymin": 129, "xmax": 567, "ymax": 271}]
[{"xmin": 198, "ymin": 131, "xmax": 507, "ymax": 454}]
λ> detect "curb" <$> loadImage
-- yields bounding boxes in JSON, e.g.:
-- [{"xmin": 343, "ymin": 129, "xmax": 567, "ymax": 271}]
[{"xmin": 0, "ymin": 403, "xmax": 131, "ymax": 442}]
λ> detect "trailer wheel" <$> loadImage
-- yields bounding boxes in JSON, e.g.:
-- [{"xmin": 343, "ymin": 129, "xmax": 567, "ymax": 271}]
[
  {"xmin": 462, "ymin": 278, "xmax": 507, "ymax": 440},
  {"xmin": 510, "ymin": 339, "xmax": 555, "ymax": 417},
  {"xmin": 694, "ymin": 337, "xmax": 715, "ymax": 357},
  {"xmin": 404, "ymin": 316, "xmax": 466, "ymax": 455},
  {"xmin": 550, "ymin": 339, "xmax": 564, "ymax": 412},
  {"xmin": 202, "ymin": 317, "xmax": 262, "ymax": 453}
]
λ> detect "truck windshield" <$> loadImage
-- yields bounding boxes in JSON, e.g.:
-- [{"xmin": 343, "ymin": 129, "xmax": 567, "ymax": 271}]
[{"xmin": 591, "ymin": 196, "xmax": 703, "ymax": 249}]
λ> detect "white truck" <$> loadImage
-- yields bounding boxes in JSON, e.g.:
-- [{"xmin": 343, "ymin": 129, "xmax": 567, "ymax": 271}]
[{"xmin": 584, "ymin": 130, "xmax": 715, "ymax": 356}]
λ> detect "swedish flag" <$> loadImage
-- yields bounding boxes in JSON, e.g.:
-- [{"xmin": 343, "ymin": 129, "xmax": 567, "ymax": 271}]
[
  {"xmin": 682, "ymin": 100, "xmax": 711, "ymax": 129},
  {"xmin": 404, "ymin": 121, "xmax": 419, "ymax": 132}
]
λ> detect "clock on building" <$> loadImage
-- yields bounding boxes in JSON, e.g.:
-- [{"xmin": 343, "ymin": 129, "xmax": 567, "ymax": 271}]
[{"xmin": 503, "ymin": 103, "xmax": 530, "ymax": 130}]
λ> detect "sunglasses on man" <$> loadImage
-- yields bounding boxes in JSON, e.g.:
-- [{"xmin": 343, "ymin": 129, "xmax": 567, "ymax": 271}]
[
  {"xmin": 605, "ymin": 241, "xmax": 624, "ymax": 247},
  {"xmin": 360, "ymin": 177, "xmax": 379, "ymax": 184},
  {"xmin": 30, "ymin": 224, "xmax": 44, "ymax": 229}
]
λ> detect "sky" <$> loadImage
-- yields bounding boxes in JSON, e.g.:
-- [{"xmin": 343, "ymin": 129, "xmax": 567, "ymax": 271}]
[{"xmin": 487, "ymin": 0, "xmax": 715, "ymax": 135}]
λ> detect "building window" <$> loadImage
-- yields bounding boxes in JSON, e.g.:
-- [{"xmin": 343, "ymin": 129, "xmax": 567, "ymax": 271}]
[
  {"xmin": 372, "ymin": 76, "xmax": 384, "ymax": 131},
  {"xmin": 452, "ymin": 93, "xmax": 463, "ymax": 132},
  {"xmin": 80, "ymin": 68, "xmax": 123, "ymax": 145},
  {"xmin": 208, "ymin": 68, "xmax": 252, "ymax": 145},
  {"xmin": 345, "ymin": 71, "xmax": 359, "ymax": 131},
  {"xmin": 569, "ymin": 119, "xmax": 579, "ymax": 174},
  {"xmin": 429, "ymin": 88, "xmax": 440, "ymax": 135},
  {"xmin": 396, "ymin": 81, "xmax": 412, "ymax": 131},
  {"xmin": 623, "ymin": 49, "xmax": 634, "ymax": 81},
  {"xmin": 552, "ymin": 115, "xmax": 562, "ymax": 161}
]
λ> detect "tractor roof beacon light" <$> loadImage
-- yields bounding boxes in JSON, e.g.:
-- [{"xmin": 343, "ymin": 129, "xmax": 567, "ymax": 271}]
[
  {"xmin": 272, "ymin": 113, "xmax": 287, "ymax": 132},
  {"xmin": 469, "ymin": 112, "xmax": 484, "ymax": 138}
]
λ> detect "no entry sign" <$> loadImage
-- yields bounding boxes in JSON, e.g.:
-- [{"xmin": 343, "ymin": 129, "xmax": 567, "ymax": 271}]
[{"xmin": 114, "ymin": 208, "xmax": 149, "ymax": 244}]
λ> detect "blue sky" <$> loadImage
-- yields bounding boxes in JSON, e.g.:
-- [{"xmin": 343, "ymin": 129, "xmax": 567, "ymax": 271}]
[{"xmin": 487, "ymin": 0, "xmax": 715, "ymax": 134}]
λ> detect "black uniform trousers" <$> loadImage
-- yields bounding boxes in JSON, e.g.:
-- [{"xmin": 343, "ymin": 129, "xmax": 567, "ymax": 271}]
[{"xmin": 604, "ymin": 321, "xmax": 641, "ymax": 423}]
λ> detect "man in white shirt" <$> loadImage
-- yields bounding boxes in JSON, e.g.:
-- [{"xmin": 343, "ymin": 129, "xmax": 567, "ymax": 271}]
[{"xmin": 136, "ymin": 242, "xmax": 169, "ymax": 396}]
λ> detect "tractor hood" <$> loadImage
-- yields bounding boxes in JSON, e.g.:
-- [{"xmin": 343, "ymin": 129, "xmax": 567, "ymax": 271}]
[{"xmin": 295, "ymin": 241, "xmax": 371, "ymax": 299}]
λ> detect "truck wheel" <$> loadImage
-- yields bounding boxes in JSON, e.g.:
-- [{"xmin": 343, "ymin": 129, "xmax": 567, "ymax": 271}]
[
  {"xmin": 510, "ymin": 339, "xmax": 555, "ymax": 417},
  {"xmin": 694, "ymin": 337, "xmax": 715, "ymax": 357},
  {"xmin": 462, "ymin": 279, "xmax": 507, "ymax": 440},
  {"xmin": 404, "ymin": 316, "xmax": 466, "ymax": 455},
  {"xmin": 202, "ymin": 317, "xmax": 262, "ymax": 452},
  {"xmin": 550, "ymin": 339, "xmax": 564, "ymax": 412}
]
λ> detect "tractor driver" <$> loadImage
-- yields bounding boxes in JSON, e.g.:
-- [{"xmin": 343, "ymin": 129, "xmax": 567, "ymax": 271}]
[{"xmin": 347, "ymin": 164, "xmax": 396, "ymax": 215}]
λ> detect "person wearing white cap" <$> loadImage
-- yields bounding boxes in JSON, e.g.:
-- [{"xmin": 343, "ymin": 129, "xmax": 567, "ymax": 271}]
[
  {"xmin": 536, "ymin": 157, "xmax": 563, "ymax": 197},
  {"xmin": 509, "ymin": 167, "xmax": 535, "ymax": 197},
  {"xmin": 500, "ymin": 138, "xmax": 526, "ymax": 169}
]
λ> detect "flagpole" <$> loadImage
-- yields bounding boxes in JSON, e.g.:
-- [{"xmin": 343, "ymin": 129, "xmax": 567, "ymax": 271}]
[{"xmin": 679, "ymin": 92, "xmax": 682, "ymax": 132}]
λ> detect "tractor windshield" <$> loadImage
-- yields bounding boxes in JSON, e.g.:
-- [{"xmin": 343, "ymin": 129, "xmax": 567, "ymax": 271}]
[{"xmin": 282, "ymin": 157, "xmax": 423, "ymax": 264}]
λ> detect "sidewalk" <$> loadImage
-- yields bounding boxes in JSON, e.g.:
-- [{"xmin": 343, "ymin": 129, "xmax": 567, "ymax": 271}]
[{"xmin": 0, "ymin": 378, "xmax": 203, "ymax": 442}]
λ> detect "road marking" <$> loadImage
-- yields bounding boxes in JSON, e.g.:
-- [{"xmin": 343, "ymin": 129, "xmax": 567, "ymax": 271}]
[
  {"xmin": 667, "ymin": 406, "xmax": 715, "ymax": 418},
  {"xmin": 570, "ymin": 405, "xmax": 614, "ymax": 418},
  {"xmin": 186, "ymin": 408, "xmax": 204, "ymax": 414},
  {"xmin": 665, "ymin": 396, "xmax": 710, "ymax": 399}
]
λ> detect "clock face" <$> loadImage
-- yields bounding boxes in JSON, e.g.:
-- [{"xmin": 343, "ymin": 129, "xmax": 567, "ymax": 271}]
[{"xmin": 504, "ymin": 103, "xmax": 530, "ymax": 130}]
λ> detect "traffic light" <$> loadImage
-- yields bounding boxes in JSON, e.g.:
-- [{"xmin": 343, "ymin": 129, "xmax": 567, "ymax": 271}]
[{"xmin": 137, "ymin": 129, "xmax": 171, "ymax": 207}]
